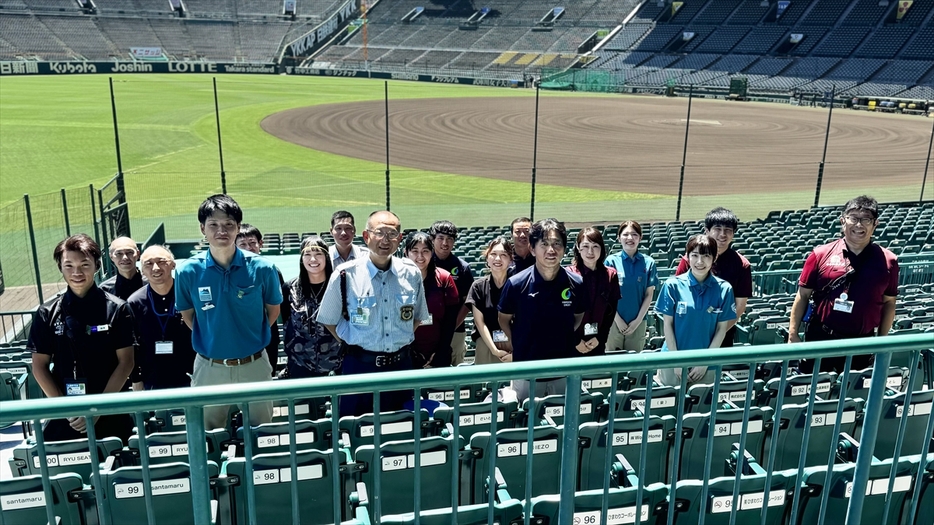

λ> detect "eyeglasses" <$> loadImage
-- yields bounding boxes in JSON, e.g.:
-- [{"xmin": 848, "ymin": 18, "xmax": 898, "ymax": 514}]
[
  {"xmin": 367, "ymin": 229, "xmax": 399, "ymax": 240},
  {"xmin": 843, "ymin": 215, "xmax": 875, "ymax": 226}
]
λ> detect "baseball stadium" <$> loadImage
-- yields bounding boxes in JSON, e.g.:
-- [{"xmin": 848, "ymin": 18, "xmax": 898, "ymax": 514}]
[{"xmin": 0, "ymin": 0, "xmax": 932, "ymax": 523}]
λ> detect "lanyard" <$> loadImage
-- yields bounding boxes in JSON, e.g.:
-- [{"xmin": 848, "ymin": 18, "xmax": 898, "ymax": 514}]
[{"xmin": 147, "ymin": 286, "xmax": 176, "ymax": 340}]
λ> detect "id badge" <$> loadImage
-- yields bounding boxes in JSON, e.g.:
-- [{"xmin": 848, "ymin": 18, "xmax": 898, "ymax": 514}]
[
  {"xmin": 422, "ymin": 314, "xmax": 433, "ymax": 326},
  {"xmin": 676, "ymin": 301, "xmax": 687, "ymax": 315},
  {"xmin": 351, "ymin": 307, "xmax": 370, "ymax": 325},
  {"xmin": 583, "ymin": 323, "xmax": 599, "ymax": 336},
  {"xmin": 65, "ymin": 380, "xmax": 87, "ymax": 396},
  {"xmin": 833, "ymin": 292, "xmax": 854, "ymax": 314},
  {"xmin": 492, "ymin": 330, "xmax": 508, "ymax": 343},
  {"xmin": 155, "ymin": 341, "xmax": 174, "ymax": 355},
  {"xmin": 87, "ymin": 324, "xmax": 110, "ymax": 334}
]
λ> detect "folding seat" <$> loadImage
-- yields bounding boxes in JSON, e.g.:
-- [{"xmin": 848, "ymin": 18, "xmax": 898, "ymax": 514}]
[
  {"xmin": 686, "ymin": 378, "xmax": 765, "ymax": 414},
  {"xmin": 218, "ymin": 448, "xmax": 353, "ymax": 525},
  {"xmin": 0, "ymin": 359, "xmax": 40, "ymax": 400},
  {"xmin": 270, "ymin": 397, "xmax": 329, "ymax": 422},
  {"xmin": 423, "ymin": 382, "xmax": 489, "ymax": 404},
  {"xmin": 95, "ymin": 461, "xmax": 220, "ymax": 525},
  {"xmin": 831, "ymin": 366, "xmax": 907, "ymax": 401},
  {"xmin": 379, "ymin": 495, "xmax": 524, "ymax": 525},
  {"xmin": 353, "ymin": 435, "xmax": 463, "ymax": 516},
  {"xmin": 339, "ymin": 409, "xmax": 435, "ymax": 452},
  {"xmin": 761, "ymin": 398, "xmax": 863, "ymax": 471},
  {"xmin": 758, "ymin": 372, "xmax": 836, "ymax": 410},
  {"xmin": 581, "ymin": 373, "xmax": 624, "ymax": 398},
  {"xmin": 467, "ymin": 425, "xmax": 563, "ymax": 503},
  {"xmin": 128, "ymin": 429, "xmax": 230, "ymax": 466},
  {"xmin": 147, "ymin": 408, "xmax": 190, "ymax": 433},
  {"xmin": 864, "ymin": 390, "xmax": 934, "ymax": 460},
  {"xmin": 0, "ymin": 473, "xmax": 87, "ymax": 525},
  {"xmin": 675, "ymin": 406, "xmax": 773, "ymax": 481},
  {"xmin": 672, "ymin": 458, "xmax": 793, "ymax": 525},
  {"xmin": 615, "ymin": 386, "xmax": 684, "ymax": 419},
  {"xmin": 523, "ymin": 392, "xmax": 604, "ymax": 426},
  {"xmin": 9, "ymin": 436, "xmax": 124, "ymax": 484},
  {"xmin": 236, "ymin": 418, "xmax": 330, "ymax": 455},
  {"xmin": 530, "ymin": 482, "xmax": 668, "ymax": 525},
  {"xmin": 794, "ymin": 455, "xmax": 918, "ymax": 525},
  {"xmin": 578, "ymin": 416, "xmax": 675, "ymax": 488},
  {"xmin": 432, "ymin": 400, "xmax": 519, "ymax": 444}
]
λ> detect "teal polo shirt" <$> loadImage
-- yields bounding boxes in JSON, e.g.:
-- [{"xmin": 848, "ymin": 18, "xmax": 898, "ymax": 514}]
[
  {"xmin": 656, "ymin": 272, "xmax": 736, "ymax": 352},
  {"xmin": 176, "ymin": 248, "xmax": 283, "ymax": 359},
  {"xmin": 605, "ymin": 251, "xmax": 658, "ymax": 323}
]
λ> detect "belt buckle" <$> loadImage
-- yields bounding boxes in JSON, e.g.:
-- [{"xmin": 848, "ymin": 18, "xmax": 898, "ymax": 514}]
[
  {"xmin": 222, "ymin": 358, "xmax": 236, "ymax": 367},
  {"xmin": 375, "ymin": 354, "xmax": 387, "ymax": 367}
]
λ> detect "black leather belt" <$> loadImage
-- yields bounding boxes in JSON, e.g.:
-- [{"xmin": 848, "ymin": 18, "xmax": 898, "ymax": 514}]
[
  {"xmin": 201, "ymin": 350, "xmax": 265, "ymax": 367},
  {"xmin": 344, "ymin": 344, "xmax": 410, "ymax": 368}
]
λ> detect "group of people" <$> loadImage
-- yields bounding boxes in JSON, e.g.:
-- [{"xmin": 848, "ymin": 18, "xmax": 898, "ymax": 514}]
[{"xmin": 27, "ymin": 194, "xmax": 899, "ymax": 442}]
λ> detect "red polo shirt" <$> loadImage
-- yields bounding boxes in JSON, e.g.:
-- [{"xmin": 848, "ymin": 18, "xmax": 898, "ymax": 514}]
[{"xmin": 798, "ymin": 239, "xmax": 898, "ymax": 336}]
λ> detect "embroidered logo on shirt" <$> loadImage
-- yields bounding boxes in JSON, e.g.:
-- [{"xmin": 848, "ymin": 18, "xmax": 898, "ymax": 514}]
[
  {"xmin": 561, "ymin": 288, "xmax": 571, "ymax": 300},
  {"xmin": 528, "ymin": 292, "xmax": 539, "ymax": 298},
  {"xmin": 828, "ymin": 254, "xmax": 846, "ymax": 267},
  {"xmin": 400, "ymin": 305, "xmax": 414, "ymax": 321},
  {"xmin": 450, "ymin": 267, "xmax": 459, "ymax": 276}
]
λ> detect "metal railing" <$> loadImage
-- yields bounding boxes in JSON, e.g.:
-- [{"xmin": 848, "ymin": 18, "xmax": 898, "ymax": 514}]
[{"xmin": 1, "ymin": 334, "xmax": 932, "ymax": 525}]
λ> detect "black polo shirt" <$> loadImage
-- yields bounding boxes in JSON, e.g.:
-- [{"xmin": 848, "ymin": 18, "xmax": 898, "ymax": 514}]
[
  {"xmin": 434, "ymin": 253, "xmax": 474, "ymax": 332},
  {"xmin": 127, "ymin": 284, "xmax": 195, "ymax": 389},
  {"xmin": 498, "ymin": 266, "xmax": 587, "ymax": 362},
  {"xmin": 27, "ymin": 286, "xmax": 135, "ymax": 395},
  {"xmin": 99, "ymin": 271, "xmax": 145, "ymax": 301},
  {"xmin": 509, "ymin": 252, "xmax": 535, "ymax": 275}
]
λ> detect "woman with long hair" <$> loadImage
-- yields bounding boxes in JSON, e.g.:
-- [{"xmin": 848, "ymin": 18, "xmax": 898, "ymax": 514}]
[
  {"xmin": 281, "ymin": 235, "xmax": 342, "ymax": 378},
  {"xmin": 404, "ymin": 232, "xmax": 459, "ymax": 368},
  {"xmin": 465, "ymin": 236, "xmax": 515, "ymax": 364},
  {"xmin": 567, "ymin": 227, "xmax": 620, "ymax": 356},
  {"xmin": 604, "ymin": 220, "xmax": 657, "ymax": 352}
]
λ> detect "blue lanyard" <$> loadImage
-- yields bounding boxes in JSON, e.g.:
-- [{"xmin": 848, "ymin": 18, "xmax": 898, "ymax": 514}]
[{"xmin": 147, "ymin": 286, "xmax": 176, "ymax": 340}]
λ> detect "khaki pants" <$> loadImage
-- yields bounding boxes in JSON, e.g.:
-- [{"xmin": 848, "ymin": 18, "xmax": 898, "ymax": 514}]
[
  {"xmin": 450, "ymin": 332, "xmax": 468, "ymax": 366},
  {"xmin": 511, "ymin": 378, "xmax": 567, "ymax": 404},
  {"xmin": 606, "ymin": 319, "xmax": 648, "ymax": 352},
  {"xmin": 191, "ymin": 354, "xmax": 274, "ymax": 430},
  {"xmin": 656, "ymin": 366, "xmax": 717, "ymax": 387},
  {"xmin": 473, "ymin": 337, "xmax": 504, "ymax": 365}
]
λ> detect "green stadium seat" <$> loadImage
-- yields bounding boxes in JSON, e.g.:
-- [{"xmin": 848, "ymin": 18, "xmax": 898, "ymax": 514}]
[
  {"xmin": 676, "ymin": 406, "xmax": 773, "ymax": 481},
  {"xmin": 0, "ymin": 473, "xmax": 88, "ymax": 525},
  {"xmin": 615, "ymin": 386, "xmax": 684, "ymax": 419},
  {"xmin": 672, "ymin": 460, "xmax": 793, "ymax": 525},
  {"xmin": 353, "ymin": 435, "xmax": 463, "ymax": 516},
  {"xmin": 9, "ymin": 436, "xmax": 124, "ymax": 484},
  {"xmin": 577, "ymin": 416, "xmax": 675, "ymax": 488},
  {"xmin": 423, "ymin": 383, "xmax": 489, "ymax": 404},
  {"xmin": 147, "ymin": 408, "xmax": 189, "ymax": 434},
  {"xmin": 523, "ymin": 392, "xmax": 604, "ymax": 427},
  {"xmin": 758, "ymin": 372, "xmax": 837, "ymax": 410},
  {"xmin": 432, "ymin": 400, "xmax": 519, "ymax": 444},
  {"xmin": 0, "ymin": 360, "xmax": 40, "ymax": 401},
  {"xmin": 864, "ymin": 390, "xmax": 934, "ymax": 460},
  {"xmin": 762, "ymin": 398, "xmax": 863, "ymax": 471},
  {"xmin": 128, "ymin": 429, "xmax": 230, "ymax": 466},
  {"xmin": 218, "ymin": 448, "xmax": 352, "ymax": 525},
  {"xmin": 0, "ymin": 370, "xmax": 28, "ymax": 435},
  {"xmin": 530, "ymin": 483, "xmax": 668, "ymax": 525},
  {"xmin": 270, "ymin": 397, "xmax": 329, "ymax": 423},
  {"xmin": 686, "ymin": 378, "xmax": 765, "ymax": 414},
  {"xmin": 339, "ymin": 409, "xmax": 435, "ymax": 453},
  {"xmin": 468, "ymin": 425, "xmax": 563, "ymax": 504},
  {"xmin": 95, "ymin": 461, "xmax": 220, "ymax": 525},
  {"xmin": 236, "ymin": 418, "xmax": 330, "ymax": 456},
  {"xmin": 831, "ymin": 366, "xmax": 905, "ymax": 401}
]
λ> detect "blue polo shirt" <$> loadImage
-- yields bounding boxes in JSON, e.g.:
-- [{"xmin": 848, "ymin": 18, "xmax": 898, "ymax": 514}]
[
  {"xmin": 656, "ymin": 272, "xmax": 736, "ymax": 352},
  {"xmin": 498, "ymin": 266, "xmax": 586, "ymax": 362},
  {"xmin": 604, "ymin": 251, "xmax": 658, "ymax": 323},
  {"xmin": 175, "ymin": 248, "xmax": 283, "ymax": 359}
]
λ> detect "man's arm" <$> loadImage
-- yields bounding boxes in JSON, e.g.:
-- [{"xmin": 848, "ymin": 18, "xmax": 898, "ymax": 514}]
[
  {"xmin": 787, "ymin": 287, "xmax": 813, "ymax": 343},
  {"xmin": 573, "ymin": 312, "xmax": 584, "ymax": 331},
  {"xmin": 323, "ymin": 324, "xmax": 343, "ymax": 344},
  {"xmin": 31, "ymin": 353, "xmax": 62, "ymax": 398},
  {"xmin": 180, "ymin": 309, "xmax": 195, "ymax": 329},
  {"xmin": 730, "ymin": 297, "xmax": 748, "ymax": 329},
  {"xmin": 455, "ymin": 304, "xmax": 470, "ymax": 329},
  {"xmin": 878, "ymin": 295, "xmax": 897, "ymax": 336},
  {"xmin": 265, "ymin": 304, "xmax": 280, "ymax": 327},
  {"xmin": 102, "ymin": 346, "xmax": 135, "ymax": 394}
]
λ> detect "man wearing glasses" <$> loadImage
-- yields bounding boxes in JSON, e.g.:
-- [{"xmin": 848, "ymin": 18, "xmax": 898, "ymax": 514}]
[
  {"xmin": 100, "ymin": 236, "xmax": 145, "ymax": 300},
  {"xmin": 788, "ymin": 195, "xmax": 899, "ymax": 373},
  {"xmin": 319, "ymin": 210, "xmax": 429, "ymax": 416}
]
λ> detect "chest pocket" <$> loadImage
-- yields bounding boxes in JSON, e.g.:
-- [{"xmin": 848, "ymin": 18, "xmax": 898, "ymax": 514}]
[
  {"xmin": 235, "ymin": 284, "xmax": 262, "ymax": 306},
  {"xmin": 355, "ymin": 295, "xmax": 377, "ymax": 311}
]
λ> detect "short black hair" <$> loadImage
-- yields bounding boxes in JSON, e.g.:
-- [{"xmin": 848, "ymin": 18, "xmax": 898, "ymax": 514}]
[
  {"xmin": 529, "ymin": 218, "xmax": 567, "ymax": 249},
  {"xmin": 510, "ymin": 217, "xmax": 532, "ymax": 232},
  {"xmin": 404, "ymin": 231, "xmax": 436, "ymax": 276},
  {"xmin": 331, "ymin": 210, "xmax": 355, "ymax": 229},
  {"xmin": 429, "ymin": 220, "xmax": 457, "ymax": 240},
  {"xmin": 237, "ymin": 223, "xmax": 262, "ymax": 242},
  {"xmin": 54, "ymin": 234, "xmax": 102, "ymax": 271},
  {"xmin": 198, "ymin": 194, "xmax": 243, "ymax": 225},
  {"xmin": 685, "ymin": 234, "xmax": 719, "ymax": 260},
  {"xmin": 704, "ymin": 207, "xmax": 738, "ymax": 232},
  {"xmin": 842, "ymin": 195, "xmax": 879, "ymax": 220}
]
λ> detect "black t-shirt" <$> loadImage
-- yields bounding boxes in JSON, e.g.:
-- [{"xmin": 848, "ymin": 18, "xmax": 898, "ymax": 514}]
[
  {"xmin": 99, "ymin": 272, "xmax": 145, "ymax": 301},
  {"xmin": 127, "ymin": 284, "xmax": 195, "ymax": 389},
  {"xmin": 27, "ymin": 287, "xmax": 135, "ymax": 395},
  {"xmin": 509, "ymin": 252, "xmax": 535, "ymax": 275},
  {"xmin": 465, "ymin": 275, "xmax": 504, "ymax": 341},
  {"xmin": 434, "ymin": 254, "xmax": 475, "ymax": 332}
]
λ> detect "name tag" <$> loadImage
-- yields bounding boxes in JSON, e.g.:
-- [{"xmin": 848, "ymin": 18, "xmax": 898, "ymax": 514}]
[
  {"xmin": 88, "ymin": 324, "xmax": 109, "ymax": 334},
  {"xmin": 584, "ymin": 323, "xmax": 598, "ymax": 336},
  {"xmin": 65, "ymin": 381, "xmax": 87, "ymax": 396},
  {"xmin": 155, "ymin": 341, "xmax": 174, "ymax": 355},
  {"xmin": 492, "ymin": 330, "xmax": 508, "ymax": 343},
  {"xmin": 833, "ymin": 297, "xmax": 854, "ymax": 313},
  {"xmin": 351, "ymin": 308, "xmax": 370, "ymax": 326},
  {"xmin": 198, "ymin": 287, "xmax": 213, "ymax": 302},
  {"xmin": 676, "ymin": 302, "xmax": 687, "ymax": 315}
]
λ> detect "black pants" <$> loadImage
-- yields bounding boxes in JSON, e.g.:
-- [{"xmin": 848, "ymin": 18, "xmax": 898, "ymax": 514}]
[
  {"xmin": 41, "ymin": 414, "xmax": 134, "ymax": 445},
  {"xmin": 338, "ymin": 346, "xmax": 412, "ymax": 417},
  {"xmin": 798, "ymin": 324, "xmax": 874, "ymax": 374}
]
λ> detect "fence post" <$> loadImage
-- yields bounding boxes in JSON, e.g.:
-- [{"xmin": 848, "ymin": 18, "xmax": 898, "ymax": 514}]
[
  {"xmin": 814, "ymin": 85, "xmax": 835, "ymax": 208},
  {"xmin": 61, "ymin": 188, "xmax": 71, "ymax": 237},
  {"xmin": 675, "ymin": 85, "xmax": 694, "ymax": 222},
  {"xmin": 920, "ymin": 115, "xmax": 933, "ymax": 203},
  {"xmin": 24, "ymin": 194, "xmax": 44, "ymax": 305},
  {"xmin": 109, "ymin": 77, "xmax": 124, "ymax": 177},
  {"xmin": 384, "ymin": 81, "xmax": 391, "ymax": 211},
  {"xmin": 90, "ymin": 184, "xmax": 101, "ymax": 248},
  {"xmin": 213, "ymin": 77, "xmax": 227, "ymax": 194},
  {"xmin": 530, "ymin": 85, "xmax": 541, "ymax": 221}
]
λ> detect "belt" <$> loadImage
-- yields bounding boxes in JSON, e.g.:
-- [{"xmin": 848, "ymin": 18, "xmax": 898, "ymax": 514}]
[
  {"xmin": 812, "ymin": 323, "xmax": 873, "ymax": 338},
  {"xmin": 344, "ymin": 344, "xmax": 409, "ymax": 368},
  {"xmin": 201, "ymin": 350, "xmax": 265, "ymax": 367}
]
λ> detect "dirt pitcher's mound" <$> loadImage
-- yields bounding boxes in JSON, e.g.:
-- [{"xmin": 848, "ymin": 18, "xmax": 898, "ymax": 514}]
[{"xmin": 261, "ymin": 96, "xmax": 930, "ymax": 196}]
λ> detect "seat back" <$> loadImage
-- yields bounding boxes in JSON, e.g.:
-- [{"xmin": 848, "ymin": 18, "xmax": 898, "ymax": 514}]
[
  {"xmin": 129, "ymin": 429, "xmax": 230, "ymax": 466},
  {"xmin": 759, "ymin": 373, "xmax": 835, "ymax": 409},
  {"xmin": 9, "ymin": 436, "xmax": 124, "ymax": 483},
  {"xmin": 677, "ymin": 407, "xmax": 773, "ymax": 481},
  {"xmin": 833, "ymin": 367, "xmax": 905, "ymax": 400},
  {"xmin": 97, "ymin": 461, "xmax": 220, "ymax": 525},
  {"xmin": 354, "ymin": 435, "xmax": 461, "ymax": 516},
  {"xmin": 578, "ymin": 416, "xmax": 675, "ymax": 489},
  {"xmin": 525, "ymin": 392, "xmax": 604, "ymax": 426},
  {"xmin": 869, "ymin": 390, "xmax": 934, "ymax": 459},
  {"xmin": 432, "ymin": 401, "xmax": 518, "ymax": 443},
  {"xmin": 270, "ymin": 397, "xmax": 329, "ymax": 423},
  {"xmin": 672, "ymin": 470, "xmax": 793, "ymax": 525},
  {"xmin": 763, "ymin": 398, "xmax": 863, "ymax": 471},
  {"xmin": 220, "ymin": 449, "xmax": 346, "ymax": 525},
  {"xmin": 148, "ymin": 408, "xmax": 189, "ymax": 434},
  {"xmin": 468, "ymin": 426, "xmax": 563, "ymax": 504},
  {"xmin": 0, "ymin": 473, "xmax": 86, "ymax": 525},
  {"xmin": 615, "ymin": 386, "xmax": 683, "ymax": 418},
  {"xmin": 423, "ymin": 383, "xmax": 489, "ymax": 404},
  {"xmin": 379, "ymin": 498, "xmax": 524, "ymax": 525},
  {"xmin": 687, "ymin": 379, "xmax": 765, "ymax": 413},
  {"xmin": 237, "ymin": 418, "xmax": 329, "ymax": 455},
  {"xmin": 530, "ymin": 483, "xmax": 668, "ymax": 525},
  {"xmin": 339, "ymin": 410, "xmax": 431, "ymax": 452}
]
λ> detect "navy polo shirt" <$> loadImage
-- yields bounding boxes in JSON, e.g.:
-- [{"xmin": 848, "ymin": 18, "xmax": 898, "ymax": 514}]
[
  {"xmin": 127, "ymin": 284, "xmax": 195, "ymax": 389},
  {"xmin": 498, "ymin": 266, "xmax": 586, "ymax": 362},
  {"xmin": 175, "ymin": 248, "xmax": 283, "ymax": 360},
  {"xmin": 656, "ymin": 272, "xmax": 737, "ymax": 352}
]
